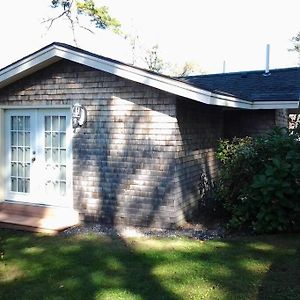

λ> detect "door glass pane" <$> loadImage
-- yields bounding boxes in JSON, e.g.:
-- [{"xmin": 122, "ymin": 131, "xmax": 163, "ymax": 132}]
[
  {"xmin": 25, "ymin": 116, "xmax": 30, "ymax": 131},
  {"xmin": 17, "ymin": 116, "xmax": 24, "ymax": 130},
  {"xmin": 60, "ymin": 117, "xmax": 66, "ymax": 131},
  {"xmin": 18, "ymin": 178, "xmax": 23, "ymax": 193},
  {"xmin": 18, "ymin": 163, "xmax": 24, "ymax": 177},
  {"xmin": 18, "ymin": 132, "xmax": 24, "ymax": 146},
  {"xmin": 60, "ymin": 165, "xmax": 66, "ymax": 180},
  {"xmin": 25, "ymin": 148, "xmax": 30, "ymax": 162},
  {"xmin": 11, "ymin": 163, "xmax": 17, "ymax": 176},
  {"xmin": 11, "ymin": 178, "xmax": 17, "ymax": 192},
  {"xmin": 11, "ymin": 132, "xmax": 17, "ymax": 145},
  {"xmin": 25, "ymin": 133, "xmax": 30, "ymax": 147},
  {"xmin": 25, "ymin": 179, "xmax": 30, "ymax": 193},
  {"xmin": 54, "ymin": 181, "xmax": 59, "ymax": 194},
  {"xmin": 18, "ymin": 147, "xmax": 24, "ymax": 162},
  {"xmin": 45, "ymin": 148, "xmax": 51, "ymax": 163},
  {"xmin": 11, "ymin": 117, "xmax": 18, "ymax": 130},
  {"xmin": 52, "ymin": 149, "xmax": 58, "ymax": 163},
  {"xmin": 60, "ymin": 182, "xmax": 66, "ymax": 196},
  {"xmin": 10, "ymin": 115, "xmax": 30, "ymax": 194},
  {"xmin": 52, "ymin": 116, "xmax": 59, "ymax": 131},
  {"xmin": 60, "ymin": 149, "xmax": 66, "ymax": 164},
  {"xmin": 60, "ymin": 133, "xmax": 66, "ymax": 148},
  {"xmin": 45, "ymin": 116, "xmax": 51, "ymax": 131},
  {"xmin": 25, "ymin": 164, "xmax": 30, "ymax": 178},
  {"xmin": 11, "ymin": 147, "xmax": 17, "ymax": 161},
  {"xmin": 45, "ymin": 132, "xmax": 51, "ymax": 147},
  {"xmin": 52, "ymin": 133, "xmax": 59, "ymax": 147}
]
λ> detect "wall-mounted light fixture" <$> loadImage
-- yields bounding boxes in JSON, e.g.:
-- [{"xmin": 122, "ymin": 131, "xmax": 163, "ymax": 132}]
[{"xmin": 72, "ymin": 103, "xmax": 87, "ymax": 129}]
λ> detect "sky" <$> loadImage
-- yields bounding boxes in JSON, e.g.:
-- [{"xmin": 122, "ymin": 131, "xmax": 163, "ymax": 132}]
[{"xmin": 0, "ymin": 0, "xmax": 299, "ymax": 74}]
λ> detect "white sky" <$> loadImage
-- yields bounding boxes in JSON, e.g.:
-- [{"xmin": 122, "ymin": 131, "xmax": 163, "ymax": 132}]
[{"xmin": 0, "ymin": 0, "xmax": 299, "ymax": 73}]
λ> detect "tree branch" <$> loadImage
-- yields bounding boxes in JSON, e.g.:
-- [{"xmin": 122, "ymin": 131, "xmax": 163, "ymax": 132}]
[
  {"xmin": 42, "ymin": 9, "xmax": 69, "ymax": 31},
  {"xmin": 66, "ymin": 12, "xmax": 78, "ymax": 46},
  {"xmin": 76, "ymin": 15, "xmax": 95, "ymax": 34}
]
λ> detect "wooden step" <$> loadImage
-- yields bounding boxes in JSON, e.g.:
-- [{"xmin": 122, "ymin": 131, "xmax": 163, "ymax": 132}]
[{"xmin": 0, "ymin": 202, "xmax": 80, "ymax": 235}]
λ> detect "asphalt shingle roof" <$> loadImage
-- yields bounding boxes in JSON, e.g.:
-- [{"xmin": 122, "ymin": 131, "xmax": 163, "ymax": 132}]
[{"xmin": 181, "ymin": 67, "xmax": 300, "ymax": 102}]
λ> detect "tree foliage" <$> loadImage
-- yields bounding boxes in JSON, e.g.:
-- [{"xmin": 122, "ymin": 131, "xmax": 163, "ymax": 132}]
[
  {"xmin": 170, "ymin": 61, "xmax": 204, "ymax": 77},
  {"xmin": 144, "ymin": 44, "xmax": 165, "ymax": 73},
  {"xmin": 46, "ymin": 0, "xmax": 121, "ymax": 44},
  {"xmin": 142, "ymin": 44, "xmax": 203, "ymax": 75},
  {"xmin": 75, "ymin": 0, "xmax": 121, "ymax": 33},
  {"xmin": 290, "ymin": 31, "xmax": 300, "ymax": 64},
  {"xmin": 291, "ymin": 32, "xmax": 300, "ymax": 52}
]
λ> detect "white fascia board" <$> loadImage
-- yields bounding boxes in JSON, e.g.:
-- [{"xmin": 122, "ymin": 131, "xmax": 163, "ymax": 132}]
[
  {"xmin": 0, "ymin": 44, "xmax": 251, "ymax": 109},
  {"xmin": 53, "ymin": 45, "xmax": 252, "ymax": 109},
  {"xmin": 252, "ymin": 100, "xmax": 300, "ymax": 109},
  {"xmin": 0, "ymin": 46, "xmax": 61, "ymax": 88},
  {"xmin": 209, "ymin": 92, "xmax": 251, "ymax": 109}
]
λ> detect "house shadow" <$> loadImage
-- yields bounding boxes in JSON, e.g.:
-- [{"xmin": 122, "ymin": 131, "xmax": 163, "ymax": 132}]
[
  {"xmin": 176, "ymin": 99, "xmax": 224, "ymax": 227},
  {"xmin": 257, "ymin": 246, "xmax": 300, "ymax": 299}
]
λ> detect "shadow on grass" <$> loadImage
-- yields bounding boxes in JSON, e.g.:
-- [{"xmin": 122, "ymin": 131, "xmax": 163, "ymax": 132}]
[
  {"xmin": 0, "ymin": 229, "xmax": 180, "ymax": 300},
  {"xmin": 0, "ymin": 230, "xmax": 300, "ymax": 300},
  {"xmin": 257, "ymin": 247, "xmax": 300, "ymax": 300}
]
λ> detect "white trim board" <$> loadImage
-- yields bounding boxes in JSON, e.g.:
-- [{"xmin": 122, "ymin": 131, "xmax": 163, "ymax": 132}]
[
  {"xmin": 0, "ymin": 109, "xmax": 4, "ymax": 202},
  {"xmin": 251, "ymin": 101, "xmax": 300, "ymax": 109},
  {"xmin": 0, "ymin": 105, "xmax": 72, "ymax": 110},
  {"xmin": 0, "ymin": 43, "xmax": 299, "ymax": 110}
]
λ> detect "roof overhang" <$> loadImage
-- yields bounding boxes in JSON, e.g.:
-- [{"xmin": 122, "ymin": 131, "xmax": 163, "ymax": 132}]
[
  {"xmin": 251, "ymin": 100, "xmax": 300, "ymax": 109},
  {"xmin": 0, "ymin": 43, "xmax": 299, "ymax": 110}
]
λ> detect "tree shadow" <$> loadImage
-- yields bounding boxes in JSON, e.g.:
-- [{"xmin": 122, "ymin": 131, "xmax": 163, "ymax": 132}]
[
  {"xmin": 72, "ymin": 69, "xmax": 179, "ymax": 228},
  {"xmin": 1, "ymin": 229, "xmax": 299, "ymax": 300},
  {"xmin": 0, "ymin": 229, "xmax": 180, "ymax": 300}
]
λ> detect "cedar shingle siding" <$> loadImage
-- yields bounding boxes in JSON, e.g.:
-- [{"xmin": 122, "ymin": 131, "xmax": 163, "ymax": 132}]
[{"xmin": 0, "ymin": 59, "xmax": 287, "ymax": 227}]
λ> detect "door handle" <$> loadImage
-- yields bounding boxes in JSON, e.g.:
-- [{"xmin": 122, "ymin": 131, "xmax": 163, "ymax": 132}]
[{"xmin": 32, "ymin": 150, "xmax": 36, "ymax": 163}]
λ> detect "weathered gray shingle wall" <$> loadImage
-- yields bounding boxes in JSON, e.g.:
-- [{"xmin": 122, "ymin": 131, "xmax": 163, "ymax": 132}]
[
  {"xmin": 223, "ymin": 109, "xmax": 277, "ymax": 138},
  {"xmin": 275, "ymin": 109, "xmax": 288, "ymax": 127},
  {"xmin": 0, "ymin": 60, "xmax": 180, "ymax": 227}
]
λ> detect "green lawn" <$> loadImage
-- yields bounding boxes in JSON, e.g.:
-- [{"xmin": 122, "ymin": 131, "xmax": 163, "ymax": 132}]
[{"xmin": 0, "ymin": 229, "xmax": 299, "ymax": 300}]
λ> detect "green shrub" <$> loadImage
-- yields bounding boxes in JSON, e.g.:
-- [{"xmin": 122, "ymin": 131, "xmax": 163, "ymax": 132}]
[{"xmin": 216, "ymin": 127, "xmax": 300, "ymax": 233}]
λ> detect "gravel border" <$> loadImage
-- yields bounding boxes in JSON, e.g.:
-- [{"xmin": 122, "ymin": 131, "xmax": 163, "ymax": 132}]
[{"xmin": 60, "ymin": 223, "xmax": 225, "ymax": 240}]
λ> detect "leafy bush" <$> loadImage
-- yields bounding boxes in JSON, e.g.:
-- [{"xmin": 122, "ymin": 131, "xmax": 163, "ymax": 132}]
[{"xmin": 216, "ymin": 127, "xmax": 300, "ymax": 233}]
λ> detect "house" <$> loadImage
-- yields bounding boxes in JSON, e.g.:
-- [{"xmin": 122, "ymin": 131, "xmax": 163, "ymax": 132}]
[{"xmin": 0, "ymin": 42, "xmax": 299, "ymax": 233}]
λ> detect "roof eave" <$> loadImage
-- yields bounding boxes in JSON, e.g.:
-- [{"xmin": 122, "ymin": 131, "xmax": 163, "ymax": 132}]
[
  {"xmin": 1, "ymin": 43, "xmax": 291, "ymax": 110},
  {"xmin": 53, "ymin": 44, "xmax": 252, "ymax": 109},
  {"xmin": 0, "ymin": 45, "xmax": 62, "ymax": 89},
  {"xmin": 252, "ymin": 100, "xmax": 300, "ymax": 109}
]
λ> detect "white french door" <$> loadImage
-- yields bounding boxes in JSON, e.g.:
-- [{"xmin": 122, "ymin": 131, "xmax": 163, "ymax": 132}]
[{"xmin": 5, "ymin": 109, "xmax": 72, "ymax": 207}]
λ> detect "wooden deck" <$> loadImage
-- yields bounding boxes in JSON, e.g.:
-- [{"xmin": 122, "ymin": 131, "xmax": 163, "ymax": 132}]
[{"xmin": 0, "ymin": 201, "xmax": 80, "ymax": 235}]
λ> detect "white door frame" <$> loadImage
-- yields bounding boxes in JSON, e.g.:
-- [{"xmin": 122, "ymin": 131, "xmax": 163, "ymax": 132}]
[{"xmin": 4, "ymin": 107, "xmax": 73, "ymax": 208}]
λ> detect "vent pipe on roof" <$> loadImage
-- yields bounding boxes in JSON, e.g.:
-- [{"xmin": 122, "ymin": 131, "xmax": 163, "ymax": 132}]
[
  {"xmin": 222, "ymin": 60, "xmax": 226, "ymax": 73},
  {"xmin": 263, "ymin": 44, "xmax": 271, "ymax": 76}
]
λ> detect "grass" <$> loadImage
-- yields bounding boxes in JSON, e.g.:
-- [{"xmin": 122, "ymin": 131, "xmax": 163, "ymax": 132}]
[{"xmin": 0, "ymin": 229, "xmax": 299, "ymax": 300}]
